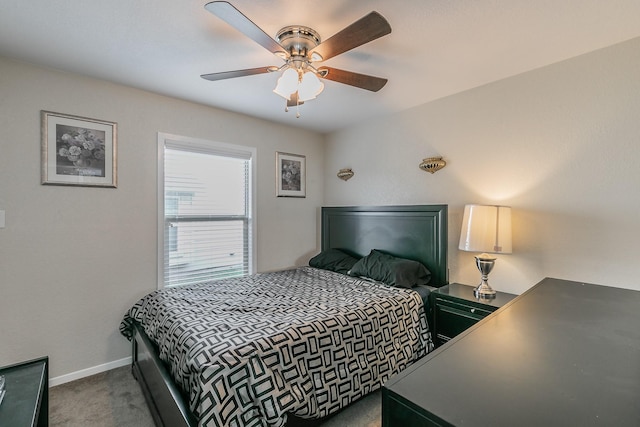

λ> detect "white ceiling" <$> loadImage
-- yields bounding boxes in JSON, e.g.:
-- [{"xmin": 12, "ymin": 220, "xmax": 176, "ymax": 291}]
[{"xmin": 2, "ymin": 0, "xmax": 640, "ymax": 134}]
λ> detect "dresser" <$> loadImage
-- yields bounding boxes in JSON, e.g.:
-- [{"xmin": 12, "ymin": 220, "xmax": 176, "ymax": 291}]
[
  {"xmin": 0, "ymin": 357, "xmax": 48, "ymax": 427},
  {"xmin": 383, "ymin": 278, "xmax": 640, "ymax": 426}
]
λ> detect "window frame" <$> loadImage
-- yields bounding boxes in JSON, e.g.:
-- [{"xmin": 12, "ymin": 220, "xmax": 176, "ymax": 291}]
[{"xmin": 157, "ymin": 132, "xmax": 257, "ymax": 289}]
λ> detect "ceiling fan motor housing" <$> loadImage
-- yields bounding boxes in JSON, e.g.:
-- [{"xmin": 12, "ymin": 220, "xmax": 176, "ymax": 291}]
[{"xmin": 276, "ymin": 26, "xmax": 321, "ymax": 60}]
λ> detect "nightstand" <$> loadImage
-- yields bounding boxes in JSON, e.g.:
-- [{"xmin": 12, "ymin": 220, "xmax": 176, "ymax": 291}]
[{"xmin": 431, "ymin": 283, "xmax": 516, "ymax": 347}]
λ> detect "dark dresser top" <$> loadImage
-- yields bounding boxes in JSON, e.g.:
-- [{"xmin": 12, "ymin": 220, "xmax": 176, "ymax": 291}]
[
  {"xmin": 0, "ymin": 357, "xmax": 48, "ymax": 426},
  {"xmin": 386, "ymin": 277, "xmax": 640, "ymax": 426}
]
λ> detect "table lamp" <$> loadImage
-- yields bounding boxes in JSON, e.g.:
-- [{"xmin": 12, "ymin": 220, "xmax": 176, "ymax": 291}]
[{"xmin": 458, "ymin": 204, "xmax": 512, "ymax": 299}]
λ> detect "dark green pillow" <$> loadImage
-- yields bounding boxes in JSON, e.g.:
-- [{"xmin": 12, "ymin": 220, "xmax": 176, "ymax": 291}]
[
  {"xmin": 309, "ymin": 248, "xmax": 360, "ymax": 275},
  {"xmin": 348, "ymin": 249, "xmax": 431, "ymax": 288}
]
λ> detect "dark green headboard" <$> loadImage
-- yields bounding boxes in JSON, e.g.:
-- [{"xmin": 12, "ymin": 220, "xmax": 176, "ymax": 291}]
[{"xmin": 321, "ymin": 205, "xmax": 448, "ymax": 287}]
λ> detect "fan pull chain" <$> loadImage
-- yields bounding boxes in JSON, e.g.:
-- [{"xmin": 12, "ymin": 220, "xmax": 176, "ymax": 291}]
[{"xmin": 283, "ymin": 99, "xmax": 301, "ymax": 117}]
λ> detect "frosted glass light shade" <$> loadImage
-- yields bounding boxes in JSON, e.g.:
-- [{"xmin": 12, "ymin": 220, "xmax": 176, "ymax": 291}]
[
  {"xmin": 459, "ymin": 205, "xmax": 512, "ymax": 254},
  {"xmin": 297, "ymin": 71, "xmax": 324, "ymax": 102},
  {"xmin": 273, "ymin": 68, "xmax": 324, "ymax": 103},
  {"xmin": 273, "ymin": 68, "xmax": 299, "ymax": 100}
]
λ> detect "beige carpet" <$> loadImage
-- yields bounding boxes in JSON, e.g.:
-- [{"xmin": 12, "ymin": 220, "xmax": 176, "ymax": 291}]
[
  {"xmin": 50, "ymin": 366, "xmax": 381, "ymax": 426},
  {"xmin": 50, "ymin": 366, "xmax": 154, "ymax": 427}
]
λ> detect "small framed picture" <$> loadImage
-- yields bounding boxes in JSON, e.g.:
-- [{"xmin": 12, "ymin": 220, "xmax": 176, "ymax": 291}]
[
  {"xmin": 276, "ymin": 152, "xmax": 306, "ymax": 198},
  {"xmin": 41, "ymin": 111, "xmax": 117, "ymax": 187}
]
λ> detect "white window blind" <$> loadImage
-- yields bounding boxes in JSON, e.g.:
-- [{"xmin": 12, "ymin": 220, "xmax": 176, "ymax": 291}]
[{"xmin": 159, "ymin": 135, "xmax": 254, "ymax": 288}]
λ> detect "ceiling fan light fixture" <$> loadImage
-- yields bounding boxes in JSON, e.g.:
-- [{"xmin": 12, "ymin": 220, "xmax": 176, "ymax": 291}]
[
  {"xmin": 298, "ymin": 71, "xmax": 324, "ymax": 102},
  {"xmin": 273, "ymin": 68, "xmax": 299, "ymax": 100}
]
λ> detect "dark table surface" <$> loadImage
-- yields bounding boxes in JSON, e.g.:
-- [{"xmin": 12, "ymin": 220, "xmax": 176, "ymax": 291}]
[
  {"xmin": 0, "ymin": 357, "xmax": 48, "ymax": 427},
  {"xmin": 385, "ymin": 277, "xmax": 640, "ymax": 426}
]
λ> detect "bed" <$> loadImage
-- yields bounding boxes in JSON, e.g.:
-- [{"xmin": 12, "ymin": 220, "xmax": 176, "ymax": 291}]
[{"xmin": 120, "ymin": 204, "xmax": 448, "ymax": 427}]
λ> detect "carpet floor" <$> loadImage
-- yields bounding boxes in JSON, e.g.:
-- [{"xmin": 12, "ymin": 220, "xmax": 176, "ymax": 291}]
[{"xmin": 50, "ymin": 366, "xmax": 381, "ymax": 426}]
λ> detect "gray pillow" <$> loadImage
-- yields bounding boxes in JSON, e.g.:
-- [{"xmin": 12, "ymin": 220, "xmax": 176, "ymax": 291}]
[
  {"xmin": 349, "ymin": 249, "xmax": 431, "ymax": 288},
  {"xmin": 309, "ymin": 248, "xmax": 360, "ymax": 275}
]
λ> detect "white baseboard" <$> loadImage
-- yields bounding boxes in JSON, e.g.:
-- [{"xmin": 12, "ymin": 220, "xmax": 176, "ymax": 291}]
[{"xmin": 49, "ymin": 357, "xmax": 132, "ymax": 387}]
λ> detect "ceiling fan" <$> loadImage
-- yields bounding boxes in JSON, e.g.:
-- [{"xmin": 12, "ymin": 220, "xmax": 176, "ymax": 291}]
[{"xmin": 201, "ymin": 1, "xmax": 392, "ymax": 116}]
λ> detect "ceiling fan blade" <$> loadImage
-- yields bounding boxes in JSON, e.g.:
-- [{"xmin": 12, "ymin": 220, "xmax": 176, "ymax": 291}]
[
  {"xmin": 205, "ymin": 1, "xmax": 286, "ymax": 56},
  {"xmin": 201, "ymin": 67, "xmax": 272, "ymax": 81},
  {"xmin": 318, "ymin": 67, "xmax": 387, "ymax": 92},
  {"xmin": 311, "ymin": 12, "xmax": 391, "ymax": 62}
]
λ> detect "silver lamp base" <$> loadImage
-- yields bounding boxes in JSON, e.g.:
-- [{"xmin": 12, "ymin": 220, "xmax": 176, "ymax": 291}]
[{"xmin": 474, "ymin": 254, "xmax": 497, "ymax": 299}]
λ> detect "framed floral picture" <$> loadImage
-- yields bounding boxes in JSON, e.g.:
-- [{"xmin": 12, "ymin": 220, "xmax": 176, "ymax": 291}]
[
  {"xmin": 41, "ymin": 111, "xmax": 117, "ymax": 187},
  {"xmin": 276, "ymin": 152, "xmax": 306, "ymax": 197}
]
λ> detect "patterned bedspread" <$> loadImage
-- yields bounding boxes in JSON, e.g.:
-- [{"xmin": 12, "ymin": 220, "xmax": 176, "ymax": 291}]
[{"xmin": 120, "ymin": 266, "xmax": 433, "ymax": 427}]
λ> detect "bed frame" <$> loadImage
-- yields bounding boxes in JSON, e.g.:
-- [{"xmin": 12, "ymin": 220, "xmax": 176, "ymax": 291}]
[{"xmin": 131, "ymin": 204, "xmax": 448, "ymax": 426}]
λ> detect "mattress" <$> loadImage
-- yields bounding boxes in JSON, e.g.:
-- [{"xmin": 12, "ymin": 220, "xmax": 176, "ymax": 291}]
[{"xmin": 120, "ymin": 266, "xmax": 433, "ymax": 426}]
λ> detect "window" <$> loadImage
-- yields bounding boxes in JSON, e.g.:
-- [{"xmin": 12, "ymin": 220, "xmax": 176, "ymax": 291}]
[{"xmin": 158, "ymin": 133, "xmax": 255, "ymax": 288}]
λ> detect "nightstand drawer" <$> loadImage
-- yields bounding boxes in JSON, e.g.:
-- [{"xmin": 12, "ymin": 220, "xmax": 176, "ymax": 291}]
[
  {"xmin": 436, "ymin": 297, "xmax": 494, "ymax": 319},
  {"xmin": 435, "ymin": 300, "xmax": 488, "ymax": 341}
]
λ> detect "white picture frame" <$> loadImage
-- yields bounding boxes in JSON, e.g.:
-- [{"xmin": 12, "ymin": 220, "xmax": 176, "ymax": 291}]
[
  {"xmin": 276, "ymin": 152, "xmax": 306, "ymax": 198},
  {"xmin": 41, "ymin": 111, "xmax": 117, "ymax": 187}
]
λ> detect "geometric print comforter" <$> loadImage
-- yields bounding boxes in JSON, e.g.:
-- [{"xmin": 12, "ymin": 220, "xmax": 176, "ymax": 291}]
[{"xmin": 120, "ymin": 266, "xmax": 433, "ymax": 427}]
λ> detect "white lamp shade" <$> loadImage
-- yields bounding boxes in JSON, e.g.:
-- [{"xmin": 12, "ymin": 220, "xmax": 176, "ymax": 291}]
[
  {"xmin": 273, "ymin": 68, "xmax": 299, "ymax": 100},
  {"xmin": 459, "ymin": 204, "xmax": 512, "ymax": 254},
  {"xmin": 297, "ymin": 71, "xmax": 324, "ymax": 102}
]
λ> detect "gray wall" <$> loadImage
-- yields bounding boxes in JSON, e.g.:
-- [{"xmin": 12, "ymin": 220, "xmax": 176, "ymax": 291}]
[
  {"xmin": 2, "ymin": 36, "xmax": 639, "ymax": 382},
  {"xmin": 324, "ymin": 37, "xmax": 640, "ymax": 295},
  {"xmin": 0, "ymin": 57, "xmax": 324, "ymax": 379}
]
